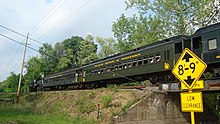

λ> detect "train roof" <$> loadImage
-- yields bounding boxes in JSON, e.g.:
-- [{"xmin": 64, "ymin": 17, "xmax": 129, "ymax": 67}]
[
  {"xmin": 43, "ymin": 35, "xmax": 190, "ymax": 78},
  {"xmin": 193, "ymin": 22, "xmax": 220, "ymax": 36},
  {"xmin": 83, "ymin": 35, "xmax": 190, "ymax": 68}
]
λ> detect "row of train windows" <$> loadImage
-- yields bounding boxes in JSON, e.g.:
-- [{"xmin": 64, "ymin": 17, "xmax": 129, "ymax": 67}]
[
  {"xmin": 46, "ymin": 74, "xmax": 74, "ymax": 83},
  {"xmin": 87, "ymin": 54, "xmax": 161, "ymax": 75}
]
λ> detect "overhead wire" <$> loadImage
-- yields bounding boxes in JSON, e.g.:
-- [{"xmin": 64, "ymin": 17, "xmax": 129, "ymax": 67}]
[
  {"xmin": 0, "ymin": 0, "xmax": 138, "ymax": 83},
  {"xmin": 0, "ymin": 34, "xmax": 138, "ymax": 83},
  {"xmin": 30, "ymin": 0, "xmax": 68, "ymax": 35},
  {"xmin": 0, "ymin": 44, "xmax": 21, "ymax": 76},
  {"xmin": 0, "ymin": 33, "xmax": 39, "ymax": 52},
  {"xmin": 37, "ymin": 0, "xmax": 93, "ymax": 40},
  {"xmin": 0, "ymin": 24, "xmax": 44, "ymax": 45},
  {"xmin": 0, "ymin": 33, "xmax": 61, "ymax": 61}
]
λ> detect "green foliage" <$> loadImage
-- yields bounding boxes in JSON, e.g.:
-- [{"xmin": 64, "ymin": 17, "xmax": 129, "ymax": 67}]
[
  {"xmin": 75, "ymin": 96, "xmax": 95, "ymax": 114},
  {"xmin": 0, "ymin": 72, "xmax": 19, "ymax": 92},
  {"xmin": 112, "ymin": 14, "xmax": 138, "ymax": 52},
  {"xmin": 78, "ymin": 35, "xmax": 98, "ymax": 65},
  {"xmin": 96, "ymin": 37, "xmax": 118, "ymax": 58},
  {"xmin": 101, "ymin": 95, "xmax": 113, "ymax": 108},
  {"xmin": 72, "ymin": 116, "xmax": 98, "ymax": 124},
  {"xmin": 203, "ymin": 93, "xmax": 220, "ymax": 116},
  {"xmin": 0, "ymin": 105, "xmax": 72, "ymax": 124},
  {"xmin": 112, "ymin": 0, "xmax": 220, "ymax": 52}
]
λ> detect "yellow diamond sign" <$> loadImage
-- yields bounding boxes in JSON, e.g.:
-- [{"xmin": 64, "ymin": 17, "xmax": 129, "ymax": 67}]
[{"xmin": 172, "ymin": 48, "xmax": 207, "ymax": 90}]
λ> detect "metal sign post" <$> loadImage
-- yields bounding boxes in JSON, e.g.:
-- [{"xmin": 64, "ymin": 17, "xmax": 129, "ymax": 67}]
[{"xmin": 172, "ymin": 48, "xmax": 207, "ymax": 124}]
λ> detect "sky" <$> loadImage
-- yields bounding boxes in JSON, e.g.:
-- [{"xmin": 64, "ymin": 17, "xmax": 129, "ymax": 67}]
[{"xmin": 0, "ymin": 0, "xmax": 135, "ymax": 82}]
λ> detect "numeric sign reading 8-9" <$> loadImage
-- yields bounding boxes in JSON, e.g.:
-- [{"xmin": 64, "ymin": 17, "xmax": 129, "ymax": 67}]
[
  {"xmin": 172, "ymin": 48, "xmax": 207, "ymax": 89},
  {"xmin": 178, "ymin": 62, "xmax": 196, "ymax": 75}
]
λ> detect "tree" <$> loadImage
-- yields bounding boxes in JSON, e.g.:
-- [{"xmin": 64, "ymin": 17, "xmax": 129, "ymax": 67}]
[
  {"xmin": 96, "ymin": 37, "xmax": 118, "ymax": 58},
  {"xmin": 63, "ymin": 36, "xmax": 84, "ymax": 66},
  {"xmin": 23, "ymin": 56, "xmax": 44, "ymax": 92},
  {"xmin": 0, "ymin": 72, "xmax": 19, "ymax": 92},
  {"xmin": 78, "ymin": 35, "xmax": 98, "ymax": 65},
  {"xmin": 39, "ymin": 43, "xmax": 58, "ymax": 74},
  {"xmin": 112, "ymin": 0, "xmax": 220, "ymax": 52},
  {"xmin": 112, "ymin": 14, "xmax": 137, "ymax": 52},
  {"xmin": 126, "ymin": 0, "xmax": 220, "ymax": 35}
]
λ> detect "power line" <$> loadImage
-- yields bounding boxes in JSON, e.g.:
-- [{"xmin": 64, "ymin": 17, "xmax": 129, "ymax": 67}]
[
  {"xmin": 0, "ymin": 45, "xmax": 21, "ymax": 75},
  {"xmin": 37, "ymin": 0, "xmax": 93, "ymax": 40},
  {"xmin": 30, "ymin": 0, "xmax": 68, "ymax": 35},
  {"xmin": 0, "ymin": 33, "xmax": 39, "ymax": 52},
  {"xmin": 0, "ymin": 24, "xmax": 44, "ymax": 45},
  {"xmin": 0, "ymin": 33, "xmax": 59, "ymax": 60}
]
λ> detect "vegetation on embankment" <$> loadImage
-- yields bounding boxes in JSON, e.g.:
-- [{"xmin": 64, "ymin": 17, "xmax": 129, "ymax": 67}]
[{"xmin": 0, "ymin": 88, "xmax": 146, "ymax": 124}]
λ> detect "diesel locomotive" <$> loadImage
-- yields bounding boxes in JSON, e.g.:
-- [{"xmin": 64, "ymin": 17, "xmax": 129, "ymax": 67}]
[{"xmin": 30, "ymin": 23, "xmax": 220, "ymax": 91}]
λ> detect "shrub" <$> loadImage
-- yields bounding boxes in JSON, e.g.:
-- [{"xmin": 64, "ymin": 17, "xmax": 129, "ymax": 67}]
[{"xmin": 101, "ymin": 95, "xmax": 113, "ymax": 108}]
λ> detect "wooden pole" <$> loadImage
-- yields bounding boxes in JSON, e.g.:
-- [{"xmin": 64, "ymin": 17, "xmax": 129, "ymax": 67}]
[{"xmin": 16, "ymin": 33, "xmax": 29, "ymax": 103}]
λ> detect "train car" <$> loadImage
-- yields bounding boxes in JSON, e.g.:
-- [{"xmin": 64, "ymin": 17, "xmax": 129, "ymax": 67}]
[
  {"xmin": 191, "ymin": 23, "xmax": 220, "ymax": 76},
  {"xmin": 81, "ymin": 35, "xmax": 191, "ymax": 85},
  {"xmin": 30, "ymin": 22, "xmax": 220, "ymax": 91}
]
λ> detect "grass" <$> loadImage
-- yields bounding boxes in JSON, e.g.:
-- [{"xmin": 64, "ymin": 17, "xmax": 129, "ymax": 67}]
[
  {"xmin": 0, "ymin": 105, "xmax": 97, "ymax": 124},
  {"xmin": 0, "ymin": 89, "xmax": 146, "ymax": 124}
]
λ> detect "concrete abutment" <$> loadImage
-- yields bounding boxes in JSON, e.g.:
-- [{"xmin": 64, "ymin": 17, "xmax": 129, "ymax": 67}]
[{"xmin": 115, "ymin": 93, "xmax": 219, "ymax": 124}]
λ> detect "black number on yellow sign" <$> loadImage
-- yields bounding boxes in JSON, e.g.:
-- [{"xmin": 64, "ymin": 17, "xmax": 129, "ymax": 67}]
[
  {"xmin": 178, "ymin": 65, "xmax": 184, "ymax": 75},
  {"xmin": 178, "ymin": 62, "xmax": 196, "ymax": 75},
  {"xmin": 190, "ymin": 62, "xmax": 195, "ymax": 73}
]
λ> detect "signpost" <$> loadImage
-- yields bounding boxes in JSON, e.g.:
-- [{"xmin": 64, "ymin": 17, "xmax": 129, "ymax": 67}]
[{"xmin": 172, "ymin": 48, "xmax": 207, "ymax": 124}]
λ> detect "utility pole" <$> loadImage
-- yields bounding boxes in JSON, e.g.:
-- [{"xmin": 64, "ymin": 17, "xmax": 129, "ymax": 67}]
[{"xmin": 16, "ymin": 33, "xmax": 29, "ymax": 103}]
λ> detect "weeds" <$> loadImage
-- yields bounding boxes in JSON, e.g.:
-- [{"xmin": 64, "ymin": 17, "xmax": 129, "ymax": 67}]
[{"xmin": 101, "ymin": 95, "xmax": 113, "ymax": 108}]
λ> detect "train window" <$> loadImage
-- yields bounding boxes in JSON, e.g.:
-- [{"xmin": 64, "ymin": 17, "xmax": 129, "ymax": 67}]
[
  {"xmin": 91, "ymin": 70, "xmax": 94, "ymax": 75},
  {"xmin": 114, "ymin": 64, "xmax": 119, "ymax": 71},
  {"xmin": 175, "ymin": 42, "xmax": 182, "ymax": 54},
  {"xmin": 107, "ymin": 67, "xmax": 111, "ymax": 72},
  {"xmin": 208, "ymin": 38, "xmax": 217, "ymax": 50},
  {"xmin": 97, "ymin": 70, "xmax": 101, "ymax": 74},
  {"xmin": 137, "ymin": 59, "xmax": 142, "ymax": 65},
  {"xmin": 132, "ymin": 60, "xmax": 137, "ymax": 66},
  {"xmin": 149, "ymin": 56, "xmax": 155, "ymax": 63},
  {"xmin": 155, "ymin": 54, "xmax": 161, "ymax": 62},
  {"xmin": 192, "ymin": 37, "xmax": 202, "ymax": 50},
  {"xmin": 103, "ymin": 67, "xmax": 107, "ymax": 73},
  {"xmin": 119, "ymin": 63, "xmax": 123, "ymax": 70},
  {"xmin": 123, "ymin": 62, "xmax": 127, "ymax": 69},
  {"xmin": 143, "ymin": 56, "xmax": 148, "ymax": 64},
  {"xmin": 111, "ymin": 65, "xmax": 114, "ymax": 71},
  {"xmin": 127, "ymin": 60, "xmax": 132, "ymax": 68}
]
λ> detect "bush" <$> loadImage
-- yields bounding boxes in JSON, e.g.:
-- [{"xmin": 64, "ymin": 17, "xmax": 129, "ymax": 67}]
[
  {"xmin": 101, "ymin": 95, "xmax": 113, "ymax": 108},
  {"xmin": 75, "ymin": 97, "xmax": 95, "ymax": 114}
]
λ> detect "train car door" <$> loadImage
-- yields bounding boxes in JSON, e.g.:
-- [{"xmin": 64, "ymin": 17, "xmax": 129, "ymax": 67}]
[
  {"xmin": 75, "ymin": 72, "xmax": 78, "ymax": 83},
  {"xmin": 174, "ymin": 38, "xmax": 191, "ymax": 62},
  {"xmin": 78, "ymin": 69, "xmax": 83, "ymax": 83},
  {"xmin": 174, "ymin": 41, "xmax": 183, "ymax": 62},
  {"xmin": 192, "ymin": 36, "xmax": 202, "ymax": 58}
]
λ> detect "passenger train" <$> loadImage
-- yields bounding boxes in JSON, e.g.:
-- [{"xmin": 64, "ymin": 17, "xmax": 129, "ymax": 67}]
[{"xmin": 30, "ymin": 23, "xmax": 220, "ymax": 91}]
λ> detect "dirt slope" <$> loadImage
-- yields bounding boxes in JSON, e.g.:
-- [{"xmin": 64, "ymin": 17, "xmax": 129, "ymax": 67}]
[{"xmin": 22, "ymin": 88, "xmax": 147, "ymax": 123}]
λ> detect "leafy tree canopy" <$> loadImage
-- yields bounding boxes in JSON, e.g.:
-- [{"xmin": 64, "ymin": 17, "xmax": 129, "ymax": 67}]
[{"xmin": 112, "ymin": 0, "xmax": 220, "ymax": 51}]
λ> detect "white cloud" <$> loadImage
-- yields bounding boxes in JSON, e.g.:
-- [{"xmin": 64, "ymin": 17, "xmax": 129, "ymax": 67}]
[{"xmin": 0, "ymin": 0, "xmax": 135, "ymax": 81}]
